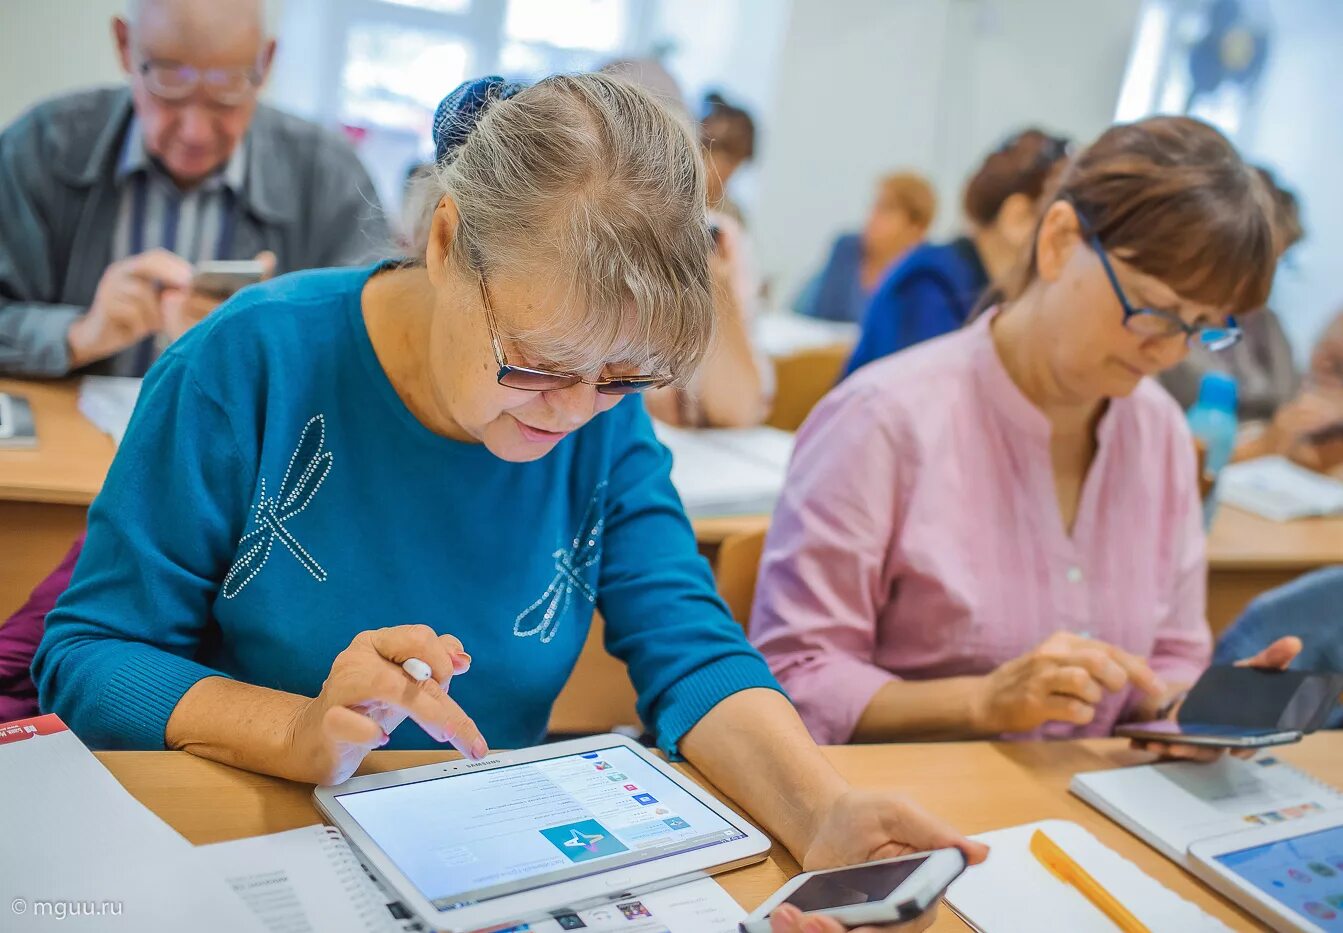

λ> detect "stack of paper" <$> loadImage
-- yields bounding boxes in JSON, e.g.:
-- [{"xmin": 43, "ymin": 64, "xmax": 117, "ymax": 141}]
[
  {"xmin": 77, "ymin": 376, "xmax": 142, "ymax": 446},
  {"xmin": 1218, "ymin": 455, "xmax": 1343, "ymax": 521},
  {"xmin": 944, "ymin": 819, "xmax": 1230, "ymax": 932},
  {"xmin": 754, "ymin": 311, "xmax": 858, "ymax": 358},
  {"xmin": 652, "ymin": 423, "xmax": 794, "ymax": 517}
]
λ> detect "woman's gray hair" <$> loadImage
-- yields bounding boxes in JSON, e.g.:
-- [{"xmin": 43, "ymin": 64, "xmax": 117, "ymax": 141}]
[{"xmin": 405, "ymin": 72, "xmax": 715, "ymax": 385}]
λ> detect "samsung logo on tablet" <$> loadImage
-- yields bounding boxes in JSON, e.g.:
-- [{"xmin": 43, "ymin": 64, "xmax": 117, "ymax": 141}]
[{"xmin": 461, "ymin": 758, "xmax": 503, "ymax": 768}]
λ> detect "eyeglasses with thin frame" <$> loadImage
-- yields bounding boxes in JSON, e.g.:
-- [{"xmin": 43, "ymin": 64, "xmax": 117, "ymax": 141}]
[
  {"xmin": 476, "ymin": 275, "xmax": 673, "ymax": 395},
  {"xmin": 136, "ymin": 58, "xmax": 263, "ymax": 107},
  {"xmin": 1074, "ymin": 209, "xmax": 1242, "ymax": 352}
]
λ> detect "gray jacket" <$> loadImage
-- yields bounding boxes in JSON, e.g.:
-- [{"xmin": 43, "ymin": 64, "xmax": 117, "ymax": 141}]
[{"xmin": 0, "ymin": 87, "xmax": 388, "ymax": 377}]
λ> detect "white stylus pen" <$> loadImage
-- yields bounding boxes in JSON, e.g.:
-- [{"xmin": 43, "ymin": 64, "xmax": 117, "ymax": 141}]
[{"xmin": 401, "ymin": 657, "xmax": 433, "ymax": 682}]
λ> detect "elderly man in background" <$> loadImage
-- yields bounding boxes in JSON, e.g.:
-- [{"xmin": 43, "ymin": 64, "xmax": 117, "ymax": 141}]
[{"xmin": 0, "ymin": 0, "xmax": 386, "ymax": 377}]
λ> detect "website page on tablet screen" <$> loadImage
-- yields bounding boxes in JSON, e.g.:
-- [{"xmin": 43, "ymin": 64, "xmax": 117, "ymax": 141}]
[
  {"xmin": 335, "ymin": 746, "xmax": 748, "ymax": 909},
  {"xmin": 1215, "ymin": 825, "xmax": 1343, "ymax": 930}
]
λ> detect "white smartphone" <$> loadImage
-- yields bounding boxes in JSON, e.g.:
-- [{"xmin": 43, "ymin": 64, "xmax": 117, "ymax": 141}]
[
  {"xmin": 738, "ymin": 848, "xmax": 966, "ymax": 932},
  {"xmin": 192, "ymin": 260, "xmax": 265, "ymax": 297}
]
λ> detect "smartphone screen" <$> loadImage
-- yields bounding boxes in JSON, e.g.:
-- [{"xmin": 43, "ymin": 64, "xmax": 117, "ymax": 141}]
[{"xmin": 783, "ymin": 857, "xmax": 928, "ymax": 912}]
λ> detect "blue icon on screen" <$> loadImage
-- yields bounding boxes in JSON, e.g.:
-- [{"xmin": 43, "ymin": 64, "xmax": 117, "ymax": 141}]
[
  {"xmin": 633, "ymin": 794, "xmax": 658, "ymax": 805},
  {"xmin": 580, "ymin": 753, "xmax": 600, "ymax": 759},
  {"xmin": 663, "ymin": 817, "xmax": 689, "ymax": 830}
]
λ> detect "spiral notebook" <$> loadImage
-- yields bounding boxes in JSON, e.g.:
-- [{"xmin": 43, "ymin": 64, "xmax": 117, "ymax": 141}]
[
  {"xmin": 1070, "ymin": 755, "xmax": 1343, "ymax": 867},
  {"xmin": 199, "ymin": 825, "xmax": 417, "ymax": 933}
]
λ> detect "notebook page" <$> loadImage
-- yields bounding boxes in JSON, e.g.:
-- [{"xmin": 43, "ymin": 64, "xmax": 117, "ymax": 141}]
[
  {"xmin": 943, "ymin": 820, "xmax": 1230, "ymax": 932},
  {"xmin": 652, "ymin": 423, "xmax": 786, "ymax": 517},
  {"xmin": 198, "ymin": 826, "xmax": 410, "ymax": 933},
  {"xmin": 1219, "ymin": 456, "xmax": 1343, "ymax": 520},
  {"xmin": 1071, "ymin": 756, "xmax": 1343, "ymax": 864}
]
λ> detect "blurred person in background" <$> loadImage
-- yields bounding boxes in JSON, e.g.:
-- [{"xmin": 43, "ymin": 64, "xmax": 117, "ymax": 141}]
[
  {"xmin": 794, "ymin": 172, "xmax": 937, "ymax": 324},
  {"xmin": 699, "ymin": 90, "xmax": 756, "ymax": 228},
  {"xmin": 842, "ymin": 128, "xmax": 1070, "ymax": 377},
  {"xmin": 604, "ymin": 62, "xmax": 772, "ymax": 428},
  {"xmin": 1159, "ymin": 166, "xmax": 1303, "ymax": 420},
  {"xmin": 0, "ymin": 0, "xmax": 385, "ymax": 378}
]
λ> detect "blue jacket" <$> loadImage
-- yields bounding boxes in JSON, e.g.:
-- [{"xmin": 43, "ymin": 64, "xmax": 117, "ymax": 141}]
[
  {"xmin": 842, "ymin": 237, "xmax": 989, "ymax": 378},
  {"xmin": 794, "ymin": 233, "xmax": 867, "ymax": 324}
]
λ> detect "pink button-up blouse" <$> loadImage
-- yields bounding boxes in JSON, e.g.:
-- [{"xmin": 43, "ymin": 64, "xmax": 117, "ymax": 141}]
[{"xmin": 749, "ymin": 312, "xmax": 1212, "ymax": 745}]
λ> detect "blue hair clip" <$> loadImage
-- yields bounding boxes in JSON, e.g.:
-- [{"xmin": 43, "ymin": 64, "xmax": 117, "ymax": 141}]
[{"xmin": 432, "ymin": 75, "xmax": 527, "ymax": 163}]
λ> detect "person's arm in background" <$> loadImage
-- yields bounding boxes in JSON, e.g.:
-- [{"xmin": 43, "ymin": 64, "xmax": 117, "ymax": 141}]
[
  {"xmin": 646, "ymin": 217, "xmax": 769, "ymax": 427},
  {"xmin": 596, "ymin": 399, "xmax": 988, "ymax": 883},
  {"xmin": 0, "ymin": 115, "xmax": 85, "ymax": 376},
  {"xmin": 842, "ymin": 274, "xmax": 957, "ymax": 378},
  {"xmin": 0, "ymin": 535, "xmax": 85, "ymax": 723},
  {"xmin": 0, "ymin": 111, "xmax": 194, "ymax": 374}
]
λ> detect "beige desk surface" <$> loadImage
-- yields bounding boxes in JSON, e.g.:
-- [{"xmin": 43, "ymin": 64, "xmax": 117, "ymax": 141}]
[
  {"xmin": 0, "ymin": 378, "xmax": 113, "ymax": 506},
  {"xmin": 1207, "ymin": 504, "xmax": 1343, "ymax": 570},
  {"xmin": 98, "ymin": 735, "xmax": 1343, "ymax": 930}
]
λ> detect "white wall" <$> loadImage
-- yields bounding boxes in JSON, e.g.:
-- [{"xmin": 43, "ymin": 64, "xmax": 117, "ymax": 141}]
[
  {"xmin": 0, "ymin": 0, "xmax": 127, "ymax": 126},
  {"xmin": 1236, "ymin": 0, "xmax": 1343, "ymax": 362},
  {"xmin": 752, "ymin": 0, "xmax": 1142, "ymax": 305},
  {"xmin": 0, "ymin": 0, "xmax": 288, "ymax": 128}
]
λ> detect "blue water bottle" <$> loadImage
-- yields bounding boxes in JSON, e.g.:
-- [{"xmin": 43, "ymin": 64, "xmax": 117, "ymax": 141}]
[{"xmin": 1186, "ymin": 372, "xmax": 1238, "ymax": 526}]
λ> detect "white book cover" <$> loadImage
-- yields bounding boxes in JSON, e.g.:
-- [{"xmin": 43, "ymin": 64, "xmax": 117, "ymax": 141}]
[
  {"xmin": 652, "ymin": 422, "xmax": 794, "ymax": 517},
  {"xmin": 0, "ymin": 714, "xmax": 264, "ymax": 933},
  {"xmin": 1070, "ymin": 755, "xmax": 1343, "ymax": 866}
]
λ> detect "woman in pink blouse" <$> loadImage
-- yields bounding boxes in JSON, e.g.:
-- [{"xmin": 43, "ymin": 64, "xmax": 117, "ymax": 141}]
[{"xmin": 751, "ymin": 116, "xmax": 1302, "ymax": 757}]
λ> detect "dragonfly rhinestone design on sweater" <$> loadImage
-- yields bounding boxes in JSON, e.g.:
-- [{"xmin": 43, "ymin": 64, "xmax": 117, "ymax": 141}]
[
  {"xmin": 222, "ymin": 414, "xmax": 334, "ymax": 599},
  {"xmin": 513, "ymin": 482, "xmax": 607, "ymax": 643}
]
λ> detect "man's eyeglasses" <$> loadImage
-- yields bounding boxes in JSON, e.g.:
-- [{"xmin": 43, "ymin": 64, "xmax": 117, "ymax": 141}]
[
  {"xmin": 1075, "ymin": 209, "xmax": 1242, "ymax": 352},
  {"xmin": 477, "ymin": 275, "xmax": 672, "ymax": 395},
  {"xmin": 137, "ymin": 59, "xmax": 263, "ymax": 107}
]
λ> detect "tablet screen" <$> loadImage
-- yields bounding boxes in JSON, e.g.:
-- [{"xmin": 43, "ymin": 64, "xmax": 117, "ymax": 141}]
[
  {"xmin": 334, "ymin": 745, "xmax": 749, "ymax": 910},
  {"xmin": 1215, "ymin": 824, "xmax": 1343, "ymax": 930}
]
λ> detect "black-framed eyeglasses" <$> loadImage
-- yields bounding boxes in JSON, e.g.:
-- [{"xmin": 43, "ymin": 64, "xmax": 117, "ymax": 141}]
[
  {"xmin": 1075, "ymin": 209, "xmax": 1243, "ymax": 352},
  {"xmin": 476, "ymin": 275, "xmax": 673, "ymax": 395},
  {"xmin": 137, "ymin": 59, "xmax": 263, "ymax": 107}
]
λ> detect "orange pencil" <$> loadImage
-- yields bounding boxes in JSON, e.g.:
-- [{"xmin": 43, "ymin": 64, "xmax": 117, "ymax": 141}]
[{"xmin": 1030, "ymin": 829, "xmax": 1152, "ymax": 933}]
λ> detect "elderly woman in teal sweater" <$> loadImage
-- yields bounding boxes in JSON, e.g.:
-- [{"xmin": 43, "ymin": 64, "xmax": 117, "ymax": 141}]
[{"xmin": 33, "ymin": 75, "xmax": 984, "ymax": 933}]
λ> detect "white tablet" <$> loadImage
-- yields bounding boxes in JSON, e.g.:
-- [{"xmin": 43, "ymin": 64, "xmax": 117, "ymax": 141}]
[
  {"xmin": 1188, "ymin": 811, "xmax": 1343, "ymax": 933},
  {"xmin": 313, "ymin": 734, "xmax": 771, "ymax": 932}
]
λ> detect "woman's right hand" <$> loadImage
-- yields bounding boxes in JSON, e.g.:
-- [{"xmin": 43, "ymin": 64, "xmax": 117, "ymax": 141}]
[
  {"xmin": 284, "ymin": 624, "xmax": 485, "ymax": 785},
  {"xmin": 970, "ymin": 632, "xmax": 1166, "ymax": 734}
]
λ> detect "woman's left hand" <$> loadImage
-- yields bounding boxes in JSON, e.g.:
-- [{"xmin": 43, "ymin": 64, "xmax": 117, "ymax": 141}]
[
  {"xmin": 1129, "ymin": 636, "xmax": 1303, "ymax": 763},
  {"xmin": 761, "ymin": 788, "xmax": 989, "ymax": 933}
]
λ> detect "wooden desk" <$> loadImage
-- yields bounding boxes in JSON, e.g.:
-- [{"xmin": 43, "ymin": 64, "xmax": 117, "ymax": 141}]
[
  {"xmin": 1207, "ymin": 505, "xmax": 1343, "ymax": 633},
  {"xmin": 0, "ymin": 379, "xmax": 114, "ymax": 620},
  {"xmin": 99, "ymin": 735, "xmax": 1343, "ymax": 930}
]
